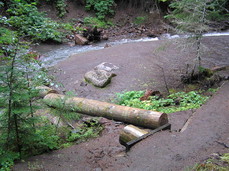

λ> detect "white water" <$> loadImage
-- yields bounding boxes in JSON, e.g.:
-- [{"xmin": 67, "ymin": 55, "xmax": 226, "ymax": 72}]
[{"xmin": 39, "ymin": 31, "xmax": 229, "ymax": 67}]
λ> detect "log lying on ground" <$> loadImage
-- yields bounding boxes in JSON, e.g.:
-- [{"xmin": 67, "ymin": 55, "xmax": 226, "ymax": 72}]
[
  {"xmin": 43, "ymin": 93, "xmax": 168, "ymax": 129},
  {"xmin": 119, "ymin": 125, "xmax": 149, "ymax": 146},
  {"xmin": 36, "ymin": 86, "xmax": 58, "ymax": 98}
]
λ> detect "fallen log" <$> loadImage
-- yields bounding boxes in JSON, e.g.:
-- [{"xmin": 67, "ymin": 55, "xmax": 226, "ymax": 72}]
[
  {"xmin": 36, "ymin": 86, "xmax": 58, "ymax": 98},
  {"xmin": 119, "ymin": 125, "xmax": 149, "ymax": 146},
  {"xmin": 43, "ymin": 93, "xmax": 168, "ymax": 129}
]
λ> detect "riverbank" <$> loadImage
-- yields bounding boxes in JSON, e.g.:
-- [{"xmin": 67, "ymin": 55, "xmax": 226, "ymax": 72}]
[{"xmin": 46, "ymin": 35, "xmax": 229, "ymax": 101}]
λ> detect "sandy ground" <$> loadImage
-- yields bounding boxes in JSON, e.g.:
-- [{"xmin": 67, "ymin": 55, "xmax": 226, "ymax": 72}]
[{"xmin": 13, "ymin": 36, "xmax": 229, "ymax": 171}]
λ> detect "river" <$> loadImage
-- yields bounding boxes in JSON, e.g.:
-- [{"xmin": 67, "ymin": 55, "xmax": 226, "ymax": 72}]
[{"xmin": 34, "ymin": 31, "xmax": 229, "ymax": 67}]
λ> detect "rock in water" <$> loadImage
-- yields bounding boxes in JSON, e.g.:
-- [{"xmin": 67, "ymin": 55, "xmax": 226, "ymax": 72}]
[
  {"xmin": 84, "ymin": 69, "xmax": 116, "ymax": 88},
  {"xmin": 74, "ymin": 34, "xmax": 88, "ymax": 45}
]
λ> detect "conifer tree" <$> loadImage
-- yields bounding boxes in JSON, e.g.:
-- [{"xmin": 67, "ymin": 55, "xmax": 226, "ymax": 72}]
[
  {"xmin": 166, "ymin": 0, "xmax": 228, "ymax": 69},
  {"xmin": 0, "ymin": 28, "xmax": 59, "ymax": 169}
]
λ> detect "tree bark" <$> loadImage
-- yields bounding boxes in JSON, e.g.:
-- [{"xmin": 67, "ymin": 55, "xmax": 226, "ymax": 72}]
[{"xmin": 44, "ymin": 93, "xmax": 168, "ymax": 129}]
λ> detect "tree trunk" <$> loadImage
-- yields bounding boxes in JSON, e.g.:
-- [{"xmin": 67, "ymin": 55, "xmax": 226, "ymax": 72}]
[
  {"xmin": 44, "ymin": 93, "xmax": 168, "ymax": 129},
  {"xmin": 36, "ymin": 86, "xmax": 58, "ymax": 98}
]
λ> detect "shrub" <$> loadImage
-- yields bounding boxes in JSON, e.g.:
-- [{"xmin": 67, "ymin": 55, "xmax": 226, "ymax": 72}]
[
  {"xmin": 134, "ymin": 16, "xmax": 147, "ymax": 25},
  {"xmin": 84, "ymin": 17, "xmax": 113, "ymax": 28},
  {"xmin": 85, "ymin": 0, "xmax": 115, "ymax": 20},
  {"xmin": 2, "ymin": 1, "xmax": 62, "ymax": 42}
]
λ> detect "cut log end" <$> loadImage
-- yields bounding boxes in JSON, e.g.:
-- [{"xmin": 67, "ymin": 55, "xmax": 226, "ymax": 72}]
[
  {"xmin": 36, "ymin": 86, "xmax": 58, "ymax": 98},
  {"xmin": 159, "ymin": 113, "xmax": 169, "ymax": 126},
  {"xmin": 119, "ymin": 125, "xmax": 149, "ymax": 146}
]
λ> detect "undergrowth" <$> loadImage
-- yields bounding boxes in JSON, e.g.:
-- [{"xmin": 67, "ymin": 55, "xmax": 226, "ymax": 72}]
[
  {"xmin": 84, "ymin": 17, "xmax": 113, "ymax": 28},
  {"xmin": 189, "ymin": 153, "xmax": 229, "ymax": 171},
  {"xmin": 116, "ymin": 90, "xmax": 210, "ymax": 113},
  {"xmin": 85, "ymin": 0, "xmax": 115, "ymax": 20},
  {"xmin": 3, "ymin": 1, "xmax": 62, "ymax": 42},
  {"xmin": 45, "ymin": 92, "xmax": 104, "ymax": 148}
]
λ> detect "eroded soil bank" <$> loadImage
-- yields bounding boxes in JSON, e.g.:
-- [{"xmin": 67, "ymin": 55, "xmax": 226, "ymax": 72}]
[{"xmin": 14, "ymin": 36, "xmax": 229, "ymax": 171}]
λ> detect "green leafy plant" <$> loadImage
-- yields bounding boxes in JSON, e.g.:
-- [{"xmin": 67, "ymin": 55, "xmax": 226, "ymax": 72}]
[
  {"xmin": 1, "ymin": 0, "xmax": 62, "ymax": 42},
  {"xmin": 85, "ymin": 0, "xmax": 115, "ymax": 20},
  {"xmin": 0, "ymin": 28, "xmax": 62, "ymax": 169},
  {"xmin": 67, "ymin": 119, "xmax": 103, "ymax": 142},
  {"xmin": 84, "ymin": 17, "xmax": 113, "ymax": 28},
  {"xmin": 116, "ymin": 90, "xmax": 209, "ymax": 113},
  {"xmin": 134, "ymin": 16, "xmax": 147, "ymax": 25},
  {"xmin": 55, "ymin": 0, "xmax": 67, "ymax": 18},
  {"xmin": 0, "ymin": 150, "xmax": 19, "ymax": 171}
]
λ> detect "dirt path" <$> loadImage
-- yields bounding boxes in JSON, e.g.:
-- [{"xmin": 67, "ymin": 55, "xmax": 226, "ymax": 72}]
[
  {"xmin": 14, "ymin": 36, "xmax": 229, "ymax": 171},
  {"xmin": 114, "ymin": 81, "xmax": 229, "ymax": 171}
]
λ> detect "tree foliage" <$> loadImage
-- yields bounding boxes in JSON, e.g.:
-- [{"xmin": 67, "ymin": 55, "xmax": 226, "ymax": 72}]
[
  {"xmin": 85, "ymin": 0, "xmax": 115, "ymax": 20},
  {"xmin": 0, "ymin": 0, "xmax": 63, "ymax": 42},
  {"xmin": 166, "ymin": 0, "xmax": 228, "ymax": 34},
  {"xmin": 0, "ymin": 28, "xmax": 60, "ymax": 170},
  {"xmin": 166, "ymin": 0, "xmax": 228, "ymax": 68}
]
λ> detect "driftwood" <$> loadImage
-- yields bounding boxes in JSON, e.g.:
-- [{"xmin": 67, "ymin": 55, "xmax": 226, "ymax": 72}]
[
  {"xmin": 119, "ymin": 125, "xmax": 149, "ymax": 146},
  {"xmin": 43, "ymin": 93, "xmax": 168, "ymax": 129},
  {"xmin": 36, "ymin": 86, "xmax": 58, "ymax": 98}
]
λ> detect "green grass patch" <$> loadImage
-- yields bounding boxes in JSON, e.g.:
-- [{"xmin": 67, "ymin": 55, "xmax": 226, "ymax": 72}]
[
  {"xmin": 116, "ymin": 90, "xmax": 209, "ymax": 113},
  {"xmin": 84, "ymin": 17, "xmax": 113, "ymax": 28},
  {"xmin": 134, "ymin": 16, "xmax": 147, "ymax": 25}
]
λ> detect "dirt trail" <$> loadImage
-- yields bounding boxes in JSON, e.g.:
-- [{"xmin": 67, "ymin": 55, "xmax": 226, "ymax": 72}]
[
  {"xmin": 14, "ymin": 36, "xmax": 229, "ymax": 171},
  {"xmin": 115, "ymin": 81, "xmax": 229, "ymax": 171}
]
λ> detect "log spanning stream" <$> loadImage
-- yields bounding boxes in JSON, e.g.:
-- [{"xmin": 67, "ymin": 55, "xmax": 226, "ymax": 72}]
[{"xmin": 35, "ymin": 31, "xmax": 229, "ymax": 67}]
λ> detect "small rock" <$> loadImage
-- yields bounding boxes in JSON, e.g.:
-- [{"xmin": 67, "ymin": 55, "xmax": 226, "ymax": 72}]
[
  {"xmin": 80, "ymin": 81, "xmax": 87, "ymax": 87},
  {"xmin": 74, "ymin": 34, "xmax": 88, "ymax": 45},
  {"xmin": 74, "ymin": 80, "xmax": 79, "ymax": 85},
  {"xmin": 102, "ymin": 34, "xmax": 109, "ymax": 40},
  {"xmin": 94, "ymin": 62, "xmax": 119, "ymax": 72},
  {"xmin": 104, "ymin": 43, "xmax": 110, "ymax": 48},
  {"xmin": 94, "ymin": 168, "xmax": 102, "ymax": 171}
]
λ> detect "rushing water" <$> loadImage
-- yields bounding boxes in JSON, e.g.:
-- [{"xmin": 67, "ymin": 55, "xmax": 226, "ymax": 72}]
[{"xmin": 36, "ymin": 31, "xmax": 229, "ymax": 67}]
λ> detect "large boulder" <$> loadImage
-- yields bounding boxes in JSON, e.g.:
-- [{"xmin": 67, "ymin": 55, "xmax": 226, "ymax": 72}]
[
  {"xmin": 84, "ymin": 62, "xmax": 119, "ymax": 88},
  {"xmin": 84, "ymin": 69, "xmax": 115, "ymax": 88},
  {"xmin": 74, "ymin": 34, "xmax": 88, "ymax": 45}
]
